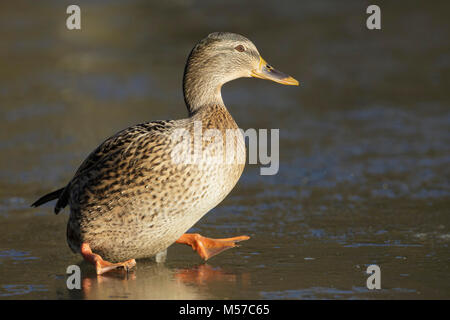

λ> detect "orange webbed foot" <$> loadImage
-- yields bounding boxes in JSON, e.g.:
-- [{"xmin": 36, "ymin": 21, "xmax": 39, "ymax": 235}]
[
  {"xmin": 176, "ymin": 233, "xmax": 250, "ymax": 260},
  {"xmin": 81, "ymin": 243, "xmax": 136, "ymax": 275}
]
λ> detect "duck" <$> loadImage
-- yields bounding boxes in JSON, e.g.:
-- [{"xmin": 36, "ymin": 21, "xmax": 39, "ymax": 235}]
[{"xmin": 31, "ymin": 32, "xmax": 298, "ymax": 275}]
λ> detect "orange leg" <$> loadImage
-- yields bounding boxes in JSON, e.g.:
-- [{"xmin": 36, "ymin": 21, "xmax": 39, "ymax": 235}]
[
  {"xmin": 81, "ymin": 243, "xmax": 136, "ymax": 275},
  {"xmin": 176, "ymin": 233, "xmax": 250, "ymax": 260}
]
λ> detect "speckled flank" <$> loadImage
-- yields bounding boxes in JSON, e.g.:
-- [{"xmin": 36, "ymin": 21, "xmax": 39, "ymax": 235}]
[{"xmin": 65, "ymin": 105, "xmax": 245, "ymax": 262}]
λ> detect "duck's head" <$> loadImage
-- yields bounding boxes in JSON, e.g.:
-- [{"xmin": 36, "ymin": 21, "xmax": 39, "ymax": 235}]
[{"xmin": 183, "ymin": 32, "xmax": 299, "ymax": 112}]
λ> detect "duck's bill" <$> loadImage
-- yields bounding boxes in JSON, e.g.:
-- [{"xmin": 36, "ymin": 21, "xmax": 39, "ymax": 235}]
[{"xmin": 251, "ymin": 57, "xmax": 299, "ymax": 86}]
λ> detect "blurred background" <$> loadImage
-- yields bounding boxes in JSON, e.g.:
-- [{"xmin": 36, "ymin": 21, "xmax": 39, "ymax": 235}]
[{"xmin": 0, "ymin": 0, "xmax": 449, "ymax": 299}]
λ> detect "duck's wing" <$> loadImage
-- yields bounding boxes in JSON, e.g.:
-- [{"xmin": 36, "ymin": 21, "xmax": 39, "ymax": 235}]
[{"xmin": 54, "ymin": 120, "xmax": 176, "ymax": 214}]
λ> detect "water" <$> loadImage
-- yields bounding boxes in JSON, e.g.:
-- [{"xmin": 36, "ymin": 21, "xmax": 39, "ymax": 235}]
[{"xmin": 0, "ymin": 0, "xmax": 449, "ymax": 299}]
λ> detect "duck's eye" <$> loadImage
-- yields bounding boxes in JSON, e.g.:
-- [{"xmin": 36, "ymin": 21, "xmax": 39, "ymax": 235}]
[{"xmin": 234, "ymin": 45, "xmax": 245, "ymax": 52}]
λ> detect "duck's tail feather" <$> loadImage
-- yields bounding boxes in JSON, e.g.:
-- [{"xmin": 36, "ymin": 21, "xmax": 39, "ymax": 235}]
[{"xmin": 31, "ymin": 187, "xmax": 67, "ymax": 214}]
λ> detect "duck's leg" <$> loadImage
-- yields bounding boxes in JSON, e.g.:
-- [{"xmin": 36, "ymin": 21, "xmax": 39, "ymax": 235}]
[
  {"xmin": 81, "ymin": 243, "xmax": 136, "ymax": 275},
  {"xmin": 154, "ymin": 249, "xmax": 167, "ymax": 263},
  {"xmin": 176, "ymin": 233, "xmax": 250, "ymax": 260}
]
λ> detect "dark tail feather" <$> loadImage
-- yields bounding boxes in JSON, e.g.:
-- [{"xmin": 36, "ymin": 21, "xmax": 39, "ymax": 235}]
[{"xmin": 31, "ymin": 188, "xmax": 64, "ymax": 208}]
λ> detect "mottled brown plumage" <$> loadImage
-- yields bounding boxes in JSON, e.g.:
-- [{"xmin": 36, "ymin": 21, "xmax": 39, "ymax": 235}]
[{"xmin": 32, "ymin": 32, "xmax": 298, "ymax": 271}]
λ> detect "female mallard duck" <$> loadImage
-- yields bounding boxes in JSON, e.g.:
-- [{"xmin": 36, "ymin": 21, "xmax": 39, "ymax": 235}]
[{"xmin": 32, "ymin": 32, "xmax": 298, "ymax": 275}]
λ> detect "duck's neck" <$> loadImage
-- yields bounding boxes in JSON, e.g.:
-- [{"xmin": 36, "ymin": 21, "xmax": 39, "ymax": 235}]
[{"xmin": 183, "ymin": 65, "xmax": 225, "ymax": 116}]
